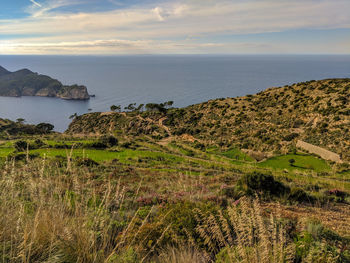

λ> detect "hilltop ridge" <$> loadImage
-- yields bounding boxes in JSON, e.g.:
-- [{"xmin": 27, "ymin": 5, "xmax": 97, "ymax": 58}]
[
  {"xmin": 67, "ymin": 78, "xmax": 350, "ymax": 161},
  {"xmin": 0, "ymin": 66, "xmax": 90, "ymax": 100}
]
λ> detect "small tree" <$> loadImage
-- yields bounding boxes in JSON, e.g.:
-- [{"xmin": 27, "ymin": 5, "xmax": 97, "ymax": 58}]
[
  {"xmin": 110, "ymin": 105, "xmax": 121, "ymax": 112},
  {"xmin": 136, "ymin": 104, "xmax": 144, "ymax": 112},
  {"xmin": 69, "ymin": 113, "xmax": 78, "ymax": 119},
  {"xmin": 16, "ymin": 118, "xmax": 25, "ymax": 124},
  {"xmin": 36, "ymin": 123, "xmax": 54, "ymax": 133},
  {"xmin": 165, "ymin": 101, "xmax": 174, "ymax": 108},
  {"xmin": 124, "ymin": 103, "xmax": 136, "ymax": 111}
]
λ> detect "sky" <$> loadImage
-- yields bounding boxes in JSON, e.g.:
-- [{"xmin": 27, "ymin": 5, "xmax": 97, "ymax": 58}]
[{"xmin": 0, "ymin": 0, "xmax": 350, "ymax": 55}]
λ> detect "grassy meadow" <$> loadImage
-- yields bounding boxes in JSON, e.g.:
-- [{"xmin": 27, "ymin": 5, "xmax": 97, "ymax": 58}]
[{"xmin": 0, "ymin": 134, "xmax": 349, "ymax": 263}]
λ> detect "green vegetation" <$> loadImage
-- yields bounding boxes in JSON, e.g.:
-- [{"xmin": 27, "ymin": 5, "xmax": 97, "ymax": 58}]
[
  {"xmin": 0, "ymin": 78, "xmax": 349, "ymax": 262},
  {"xmin": 259, "ymin": 153, "xmax": 331, "ymax": 172},
  {"xmin": 68, "ymin": 78, "xmax": 350, "ymax": 161},
  {"xmin": 221, "ymin": 148, "xmax": 255, "ymax": 162}
]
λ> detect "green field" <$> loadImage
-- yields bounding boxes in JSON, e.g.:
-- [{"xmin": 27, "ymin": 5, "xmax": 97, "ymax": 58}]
[
  {"xmin": 0, "ymin": 147, "xmax": 13, "ymax": 157},
  {"xmin": 259, "ymin": 153, "xmax": 331, "ymax": 172},
  {"xmin": 0, "ymin": 142, "xmax": 336, "ymax": 175},
  {"xmin": 30, "ymin": 148, "xmax": 185, "ymax": 164},
  {"xmin": 221, "ymin": 148, "xmax": 255, "ymax": 162}
]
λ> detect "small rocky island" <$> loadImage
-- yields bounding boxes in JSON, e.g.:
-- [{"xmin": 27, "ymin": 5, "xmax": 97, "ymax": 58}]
[{"xmin": 0, "ymin": 66, "xmax": 90, "ymax": 100}]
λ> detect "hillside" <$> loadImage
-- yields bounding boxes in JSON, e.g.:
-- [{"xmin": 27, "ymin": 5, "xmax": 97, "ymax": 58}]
[
  {"xmin": 1, "ymin": 79, "xmax": 350, "ymax": 262},
  {"xmin": 67, "ymin": 78, "xmax": 350, "ymax": 161},
  {"xmin": 0, "ymin": 66, "xmax": 90, "ymax": 100},
  {"xmin": 0, "ymin": 118, "xmax": 54, "ymax": 136}
]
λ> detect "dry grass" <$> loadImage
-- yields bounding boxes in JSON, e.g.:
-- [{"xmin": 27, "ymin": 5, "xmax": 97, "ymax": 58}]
[
  {"xmin": 0, "ymin": 159, "xmax": 134, "ymax": 262},
  {"xmin": 193, "ymin": 197, "xmax": 296, "ymax": 263},
  {"xmin": 0, "ymin": 157, "xmax": 346, "ymax": 263},
  {"xmin": 262, "ymin": 202, "xmax": 350, "ymax": 236},
  {"xmin": 154, "ymin": 246, "xmax": 208, "ymax": 263}
]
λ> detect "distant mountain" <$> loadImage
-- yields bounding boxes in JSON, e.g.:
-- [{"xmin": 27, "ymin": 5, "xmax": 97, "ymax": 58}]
[
  {"xmin": 67, "ymin": 78, "xmax": 350, "ymax": 161},
  {"xmin": 0, "ymin": 66, "xmax": 90, "ymax": 100}
]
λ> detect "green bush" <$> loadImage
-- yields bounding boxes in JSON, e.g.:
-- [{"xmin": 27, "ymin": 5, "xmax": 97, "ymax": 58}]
[
  {"xmin": 100, "ymin": 135, "xmax": 118, "ymax": 147},
  {"xmin": 294, "ymin": 221, "xmax": 350, "ymax": 263},
  {"xmin": 75, "ymin": 157, "xmax": 99, "ymax": 167},
  {"xmin": 236, "ymin": 172, "xmax": 290, "ymax": 198},
  {"xmin": 289, "ymin": 187, "xmax": 313, "ymax": 203},
  {"xmin": 13, "ymin": 140, "xmax": 29, "ymax": 151}
]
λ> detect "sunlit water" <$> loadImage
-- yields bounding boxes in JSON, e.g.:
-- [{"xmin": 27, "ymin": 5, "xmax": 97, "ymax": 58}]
[{"xmin": 0, "ymin": 55, "xmax": 349, "ymax": 131}]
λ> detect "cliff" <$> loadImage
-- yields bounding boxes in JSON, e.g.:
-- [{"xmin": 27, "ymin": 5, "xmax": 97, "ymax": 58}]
[
  {"xmin": 66, "ymin": 78, "xmax": 350, "ymax": 161},
  {"xmin": 0, "ymin": 66, "xmax": 90, "ymax": 100}
]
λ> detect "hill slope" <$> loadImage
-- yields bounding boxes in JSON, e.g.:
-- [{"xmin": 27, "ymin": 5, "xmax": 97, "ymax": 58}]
[
  {"xmin": 67, "ymin": 78, "xmax": 350, "ymax": 161},
  {"xmin": 0, "ymin": 66, "xmax": 90, "ymax": 100}
]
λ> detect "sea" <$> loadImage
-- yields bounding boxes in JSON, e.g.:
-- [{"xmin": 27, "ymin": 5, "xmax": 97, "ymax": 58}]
[{"xmin": 0, "ymin": 55, "xmax": 349, "ymax": 132}]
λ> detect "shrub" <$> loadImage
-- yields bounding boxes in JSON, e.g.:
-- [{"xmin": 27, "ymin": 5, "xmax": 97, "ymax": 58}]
[
  {"xmin": 284, "ymin": 133, "xmax": 299, "ymax": 141},
  {"xmin": 295, "ymin": 221, "xmax": 349, "ymax": 263},
  {"xmin": 85, "ymin": 141, "xmax": 108, "ymax": 149},
  {"xmin": 8, "ymin": 153, "xmax": 39, "ymax": 161},
  {"xmin": 75, "ymin": 157, "xmax": 99, "ymax": 167},
  {"xmin": 33, "ymin": 138, "xmax": 45, "ymax": 148},
  {"xmin": 100, "ymin": 135, "xmax": 118, "ymax": 147},
  {"xmin": 13, "ymin": 140, "xmax": 29, "ymax": 151},
  {"xmin": 325, "ymin": 189, "xmax": 349, "ymax": 202},
  {"xmin": 289, "ymin": 187, "xmax": 313, "ymax": 203},
  {"xmin": 236, "ymin": 172, "xmax": 290, "ymax": 198}
]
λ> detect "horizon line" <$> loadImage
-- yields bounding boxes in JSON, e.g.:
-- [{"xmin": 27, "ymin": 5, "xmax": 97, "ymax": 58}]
[{"xmin": 1, "ymin": 53, "xmax": 350, "ymax": 56}]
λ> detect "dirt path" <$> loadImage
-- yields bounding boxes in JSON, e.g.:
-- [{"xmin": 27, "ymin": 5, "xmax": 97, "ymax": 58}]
[
  {"xmin": 158, "ymin": 136, "xmax": 174, "ymax": 146},
  {"xmin": 158, "ymin": 117, "xmax": 172, "ymax": 136}
]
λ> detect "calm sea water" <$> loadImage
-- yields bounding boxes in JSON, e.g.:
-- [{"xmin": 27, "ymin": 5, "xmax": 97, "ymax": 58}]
[{"xmin": 0, "ymin": 55, "xmax": 349, "ymax": 132}]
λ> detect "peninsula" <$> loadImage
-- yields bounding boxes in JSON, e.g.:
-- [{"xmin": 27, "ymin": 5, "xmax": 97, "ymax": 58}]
[{"xmin": 0, "ymin": 66, "xmax": 90, "ymax": 100}]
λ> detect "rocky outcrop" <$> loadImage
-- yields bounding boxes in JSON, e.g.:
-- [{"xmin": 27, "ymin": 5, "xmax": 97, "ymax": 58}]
[
  {"xmin": 0, "ymin": 66, "xmax": 90, "ymax": 100},
  {"xmin": 57, "ymin": 85, "xmax": 90, "ymax": 100},
  {"xmin": 35, "ymin": 87, "xmax": 59, "ymax": 97}
]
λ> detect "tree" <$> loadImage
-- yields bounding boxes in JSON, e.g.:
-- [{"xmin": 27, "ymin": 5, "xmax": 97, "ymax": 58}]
[
  {"xmin": 125, "ymin": 103, "xmax": 136, "ymax": 111},
  {"xmin": 36, "ymin": 123, "xmax": 54, "ymax": 133},
  {"xmin": 16, "ymin": 118, "xmax": 25, "ymax": 124},
  {"xmin": 136, "ymin": 104, "xmax": 144, "ymax": 112},
  {"xmin": 69, "ymin": 113, "xmax": 78, "ymax": 119},
  {"xmin": 110, "ymin": 105, "xmax": 121, "ymax": 112},
  {"xmin": 145, "ymin": 103, "xmax": 166, "ymax": 113},
  {"xmin": 165, "ymin": 101, "xmax": 174, "ymax": 108}
]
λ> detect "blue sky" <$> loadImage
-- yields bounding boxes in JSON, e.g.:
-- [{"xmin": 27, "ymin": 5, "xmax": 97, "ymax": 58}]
[{"xmin": 1, "ymin": 0, "xmax": 349, "ymax": 54}]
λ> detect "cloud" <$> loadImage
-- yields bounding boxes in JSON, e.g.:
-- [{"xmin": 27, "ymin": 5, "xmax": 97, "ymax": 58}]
[
  {"xmin": 1, "ymin": 0, "xmax": 350, "ymax": 54},
  {"xmin": 0, "ymin": 38, "xmax": 278, "ymax": 55},
  {"xmin": 29, "ymin": 0, "xmax": 42, "ymax": 8}
]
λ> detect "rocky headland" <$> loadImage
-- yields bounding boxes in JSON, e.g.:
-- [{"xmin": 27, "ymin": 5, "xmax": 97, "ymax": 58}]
[{"xmin": 0, "ymin": 66, "xmax": 90, "ymax": 100}]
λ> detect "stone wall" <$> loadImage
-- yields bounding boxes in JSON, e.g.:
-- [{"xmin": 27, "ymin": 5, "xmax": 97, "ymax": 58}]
[{"xmin": 296, "ymin": 140, "xmax": 342, "ymax": 163}]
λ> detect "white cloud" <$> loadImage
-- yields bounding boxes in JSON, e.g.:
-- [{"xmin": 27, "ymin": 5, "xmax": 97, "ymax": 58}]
[
  {"xmin": 0, "ymin": 38, "xmax": 278, "ymax": 55},
  {"xmin": 1, "ymin": 0, "xmax": 350, "ymax": 54},
  {"xmin": 29, "ymin": 0, "xmax": 42, "ymax": 8}
]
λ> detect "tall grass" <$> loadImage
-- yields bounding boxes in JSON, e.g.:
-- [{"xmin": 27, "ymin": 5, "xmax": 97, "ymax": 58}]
[
  {"xmin": 0, "ymin": 158, "xmax": 133, "ymax": 262},
  {"xmin": 193, "ymin": 197, "xmax": 296, "ymax": 263},
  {"xmin": 0, "ymin": 157, "xmax": 344, "ymax": 262}
]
